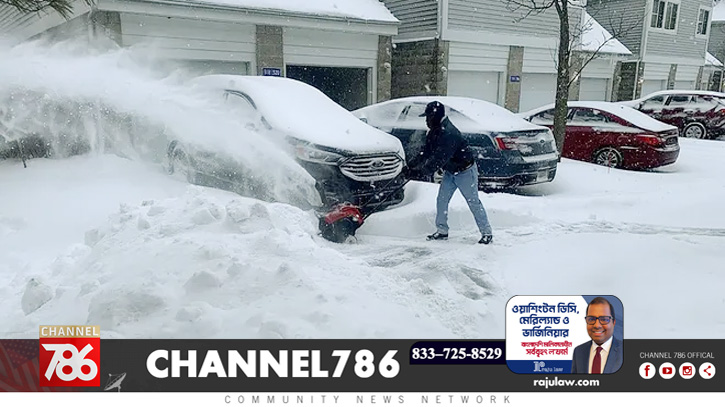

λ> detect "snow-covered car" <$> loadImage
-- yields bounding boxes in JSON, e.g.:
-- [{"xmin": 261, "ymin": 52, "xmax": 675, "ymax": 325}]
[
  {"xmin": 352, "ymin": 96, "xmax": 558, "ymax": 191},
  {"xmin": 0, "ymin": 96, "xmax": 90, "ymax": 162},
  {"xmin": 619, "ymin": 90, "xmax": 725, "ymax": 139},
  {"xmin": 520, "ymin": 101, "xmax": 679, "ymax": 170},
  {"xmin": 168, "ymin": 75, "xmax": 407, "ymax": 212}
]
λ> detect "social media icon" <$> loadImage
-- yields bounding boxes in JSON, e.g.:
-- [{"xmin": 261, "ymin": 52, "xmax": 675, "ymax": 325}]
[
  {"xmin": 659, "ymin": 362, "xmax": 676, "ymax": 379},
  {"xmin": 699, "ymin": 362, "xmax": 716, "ymax": 379},
  {"xmin": 639, "ymin": 362, "xmax": 656, "ymax": 379},
  {"xmin": 679, "ymin": 363, "xmax": 695, "ymax": 379}
]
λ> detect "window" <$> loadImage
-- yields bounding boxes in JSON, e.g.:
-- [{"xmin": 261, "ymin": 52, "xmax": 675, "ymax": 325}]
[
  {"xmin": 570, "ymin": 109, "xmax": 611, "ymax": 124},
  {"xmin": 530, "ymin": 109, "xmax": 555, "ymax": 126},
  {"xmin": 667, "ymin": 95, "xmax": 691, "ymax": 106},
  {"xmin": 225, "ymin": 91, "xmax": 265, "ymax": 128},
  {"xmin": 641, "ymin": 95, "xmax": 665, "ymax": 109},
  {"xmin": 651, "ymin": 0, "xmax": 664, "ymax": 28},
  {"xmin": 691, "ymin": 95, "xmax": 720, "ymax": 111},
  {"xmin": 651, "ymin": 0, "xmax": 678, "ymax": 31},
  {"xmin": 697, "ymin": 8, "xmax": 710, "ymax": 36},
  {"xmin": 399, "ymin": 104, "xmax": 429, "ymax": 128},
  {"xmin": 664, "ymin": 3, "xmax": 678, "ymax": 30}
]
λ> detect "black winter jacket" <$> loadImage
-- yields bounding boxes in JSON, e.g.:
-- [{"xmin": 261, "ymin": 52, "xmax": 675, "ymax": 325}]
[{"xmin": 408, "ymin": 117, "xmax": 475, "ymax": 176}]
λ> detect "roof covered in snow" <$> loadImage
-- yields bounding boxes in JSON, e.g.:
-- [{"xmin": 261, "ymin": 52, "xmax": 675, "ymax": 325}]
[
  {"xmin": 714, "ymin": 2, "xmax": 725, "ymax": 21},
  {"xmin": 580, "ymin": 12, "xmax": 632, "ymax": 55},
  {"xmin": 149, "ymin": 0, "xmax": 399, "ymax": 23},
  {"xmin": 707, "ymin": 52, "xmax": 723, "ymax": 67}
]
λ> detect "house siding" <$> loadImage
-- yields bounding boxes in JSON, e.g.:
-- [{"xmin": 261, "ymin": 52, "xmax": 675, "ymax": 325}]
[
  {"xmin": 676, "ymin": 63, "xmax": 700, "ymax": 82},
  {"xmin": 522, "ymin": 47, "xmax": 557, "ymax": 74},
  {"xmin": 383, "ymin": 0, "xmax": 438, "ymax": 38},
  {"xmin": 120, "ymin": 13, "xmax": 256, "ymax": 63},
  {"xmin": 644, "ymin": 0, "xmax": 710, "ymax": 62},
  {"xmin": 284, "ymin": 28, "xmax": 379, "ymax": 67},
  {"xmin": 587, "ymin": 0, "xmax": 645, "ymax": 57},
  {"xmin": 447, "ymin": 0, "xmax": 559, "ymax": 39},
  {"xmin": 581, "ymin": 57, "xmax": 616, "ymax": 79},
  {"xmin": 643, "ymin": 62, "xmax": 671, "ymax": 80},
  {"xmin": 448, "ymin": 42, "xmax": 509, "ymax": 72}
]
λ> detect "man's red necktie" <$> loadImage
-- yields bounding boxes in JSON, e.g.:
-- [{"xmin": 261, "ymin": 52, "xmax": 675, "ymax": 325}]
[{"xmin": 592, "ymin": 346, "xmax": 603, "ymax": 374}]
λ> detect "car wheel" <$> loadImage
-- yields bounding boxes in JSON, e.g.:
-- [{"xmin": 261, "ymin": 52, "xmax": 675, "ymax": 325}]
[
  {"xmin": 683, "ymin": 122, "xmax": 707, "ymax": 139},
  {"xmin": 593, "ymin": 147, "xmax": 623, "ymax": 168},
  {"xmin": 168, "ymin": 144, "xmax": 197, "ymax": 183}
]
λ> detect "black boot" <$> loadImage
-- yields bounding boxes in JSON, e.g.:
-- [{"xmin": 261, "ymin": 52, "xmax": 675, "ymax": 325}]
[
  {"xmin": 478, "ymin": 235, "xmax": 493, "ymax": 245},
  {"xmin": 427, "ymin": 232, "xmax": 448, "ymax": 241}
]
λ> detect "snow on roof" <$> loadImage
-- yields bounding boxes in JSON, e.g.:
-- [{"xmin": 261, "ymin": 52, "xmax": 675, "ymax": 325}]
[
  {"xmin": 190, "ymin": 75, "xmax": 404, "ymax": 154},
  {"xmin": 168, "ymin": 0, "xmax": 398, "ymax": 22},
  {"xmin": 581, "ymin": 12, "xmax": 631, "ymax": 55},
  {"xmin": 714, "ymin": 2, "xmax": 725, "ymax": 21},
  {"xmin": 634, "ymin": 89, "xmax": 725, "ymax": 102},
  {"xmin": 520, "ymin": 101, "xmax": 676, "ymax": 133},
  {"xmin": 355, "ymin": 96, "xmax": 549, "ymax": 133},
  {"xmin": 707, "ymin": 52, "xmax": 723, "ymax": 67}
]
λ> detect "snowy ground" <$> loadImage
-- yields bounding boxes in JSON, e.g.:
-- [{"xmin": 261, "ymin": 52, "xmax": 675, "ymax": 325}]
[
  {"xmin": 0, "ymin": 40, "xmax": 723, "ymax": 340},
  {"xmin": 2, "ymin": 137, "xmax": 724, "ymax": 339}
]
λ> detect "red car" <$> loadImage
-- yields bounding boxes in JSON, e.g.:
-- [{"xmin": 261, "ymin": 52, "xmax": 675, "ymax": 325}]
[
  {"xmin": 620, "ymin": 90, "xmax": 725, "ymax": 140},
  {"xmin": 520, "ymin": 102, "xmax": 680, "ymax": 170}
]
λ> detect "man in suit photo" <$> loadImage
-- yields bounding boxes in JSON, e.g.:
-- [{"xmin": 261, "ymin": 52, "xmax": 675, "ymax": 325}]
[{"xmin": 571, "ymin": 297, "xmax": 623, "ymax": 374}]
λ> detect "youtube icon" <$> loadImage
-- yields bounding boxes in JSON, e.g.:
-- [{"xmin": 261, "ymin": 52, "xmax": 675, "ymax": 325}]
[{"xmin": 659, "ymin": 363, "xmax": 676, "ymax": 379}]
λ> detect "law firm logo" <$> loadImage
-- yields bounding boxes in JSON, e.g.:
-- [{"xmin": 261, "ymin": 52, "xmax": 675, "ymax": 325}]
[{"xmin": 39, "ymin": 325, "xmax": 100, "ymax": 387}]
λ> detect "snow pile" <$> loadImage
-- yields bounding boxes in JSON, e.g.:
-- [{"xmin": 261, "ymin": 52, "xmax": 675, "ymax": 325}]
[
  {"xmin": 0, "ymin": 40, "xmax": 319, "ymax": 208},
  {"xmin": 5, "ymin": 172, "xmax": 499, "ymax": 339}
]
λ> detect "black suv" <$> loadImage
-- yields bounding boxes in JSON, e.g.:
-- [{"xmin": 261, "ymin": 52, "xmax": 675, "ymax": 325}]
[{"xmin": 169, "ymin": 75, "xmax": 407, "ymax": 212}]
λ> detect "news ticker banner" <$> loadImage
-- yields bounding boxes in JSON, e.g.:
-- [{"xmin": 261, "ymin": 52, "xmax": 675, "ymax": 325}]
[{"xmin": 0, "ymin": 336, "xmax": 721, "ymax": 393}]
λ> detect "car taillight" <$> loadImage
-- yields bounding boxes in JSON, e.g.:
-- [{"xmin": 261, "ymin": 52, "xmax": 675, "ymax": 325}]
[
  {"xmin": 494, "ymin": 136, "xmax": 517, "ymax": 150},
  {"xmin": 636, "ymin": 134, "xmax": 665, "ymax": 147},
  {"xmin": 494, "ymin": 136, "xmax": 534, "ymax": 153}
]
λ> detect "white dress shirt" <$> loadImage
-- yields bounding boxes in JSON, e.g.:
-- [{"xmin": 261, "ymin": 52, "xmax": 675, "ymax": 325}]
[{"xmin": 588, "ymin": 336, "xmax": 613, "ymax": 373}]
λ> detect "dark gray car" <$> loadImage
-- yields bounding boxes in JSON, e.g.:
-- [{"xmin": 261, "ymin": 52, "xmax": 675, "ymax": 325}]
[{"xmin": 353, "ymin": 96, "xmax": 559, "ymax": 191}]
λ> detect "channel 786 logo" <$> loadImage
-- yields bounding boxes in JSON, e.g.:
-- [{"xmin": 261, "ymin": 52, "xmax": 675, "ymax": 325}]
[{"xmin": 39, "ymin": 325, "xmax": 100, "ymax": 387}]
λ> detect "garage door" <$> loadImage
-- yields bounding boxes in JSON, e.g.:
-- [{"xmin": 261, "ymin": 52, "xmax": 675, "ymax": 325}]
[
  {"xmin": 174, "ymin": 60, "xmax": 249, "ymax": 78},
  {"xmin": 579, "ymin": 78, "xmax": 609, "ymax": 101},
  {"xmin": 641, "ymin": 80, "xmax": 665, "ymax": 97},
  {"xmin": 520, "ymin": 73, "xmax": 556, "ymax": 112},
  {"xmin": 286, "ymin": 65, "xmax": 369, "ymax": 111},
  {"xmin": 447, "ymin": 71, "xmax": 500, "ymax": 104},
  {"xmin": 674, "ymin": 81, "xmax": 695, "ymax": 90}
]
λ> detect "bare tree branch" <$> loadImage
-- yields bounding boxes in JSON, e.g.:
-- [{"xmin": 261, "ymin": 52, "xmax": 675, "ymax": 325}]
[
  {"xmin": 0, "ymin": 0, "xmax": 90, "ymax": 19},
  {"xmin": 568, "ymin": 11, "xmax": 643, "ymax": 88}
]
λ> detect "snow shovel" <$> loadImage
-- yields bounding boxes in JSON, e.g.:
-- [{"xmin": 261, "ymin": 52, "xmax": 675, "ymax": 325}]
[{"xmin": 318, "ymin": 178, "xmax": 410, "ymax": 243}]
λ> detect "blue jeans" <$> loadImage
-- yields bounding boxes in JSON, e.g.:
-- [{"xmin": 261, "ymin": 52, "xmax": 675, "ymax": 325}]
[{"xmin": 435, "ymin": 165, "xmax": 492, "ymax": 236}]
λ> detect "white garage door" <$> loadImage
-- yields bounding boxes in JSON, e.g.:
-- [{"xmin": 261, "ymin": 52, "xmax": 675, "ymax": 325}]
[
  {"xmin": 674, "ymin": 81, "xmax": 695, "ymax": 90},
  {"xmin": 447, "ymin": 71, "xmax": 500, "ymax": 104},
  {"xmin": 641, "ymin": 80, "xmax": 666, "ymax": 97},
  {"xmin": 579, "ymin": 78, "xmax": 609, "ymax": 101},
  {"xmin": 520, "ymin": 73, "xmax": 556, "ymax": 112},
  {"xmin": 174, "ymin": 60, "xmax": 249, "ymax": 77}
]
